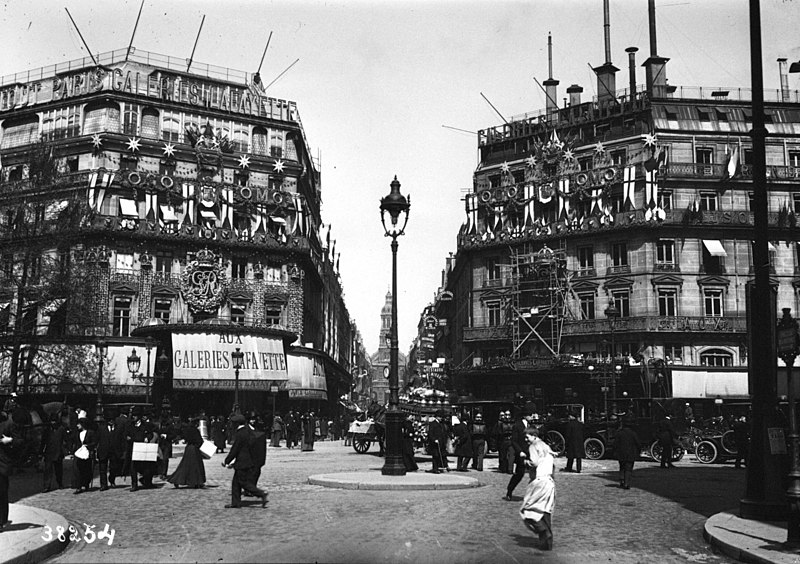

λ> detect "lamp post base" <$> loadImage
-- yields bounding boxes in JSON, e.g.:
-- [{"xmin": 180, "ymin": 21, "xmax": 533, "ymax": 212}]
[{"xmin": 381, "ymin": 410, "xmax": 407, "ymax": 476}]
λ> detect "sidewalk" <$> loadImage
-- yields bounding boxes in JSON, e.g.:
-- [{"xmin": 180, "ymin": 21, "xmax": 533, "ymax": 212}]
[
  {"xmin": 0, "ymin": 504, "xmax": 69, "ymax": 564},
  {"xmin": 309, "ymin": 469, "xmax": 481, "ymax": 490},
  {"xmin": 705, "ymin": 511, "xmax": 800, "ymax": 564}
]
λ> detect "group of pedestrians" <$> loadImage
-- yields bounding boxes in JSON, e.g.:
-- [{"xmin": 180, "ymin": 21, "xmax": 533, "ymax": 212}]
[{"xmin": 425, "ymin": 411, "xmax": 491, "ymax": 474}]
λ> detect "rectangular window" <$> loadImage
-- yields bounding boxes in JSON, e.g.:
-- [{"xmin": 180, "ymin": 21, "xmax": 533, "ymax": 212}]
[
  {"xmin": 664, "ymin": 344, "xmax": 683, "ymax": 364},
  {"xmin": 265, "ymin": 265, "xmax": 282, "ymax": 283},
  {"xmin": 750, "ymin": 192, "xmax": 756, "ymax": 212},
  {"xmin": 743, "ymin": 148, "xmax": 754, "ymax": 166},
  {"xmin": 699, "ymin": 192, "xmax": 718, "ymax": 212},
  {"xmin": 658, "ymin": 288, "xmax": 677, "ymax": 316},
  {"xmin": 155, "ymin": 252, "xmax": 172, "ymax": 274},
  {"xmin": 231, "ymin": 257, "xmax": 247, "ymax": 279},
  {"xmin": 611, "ymin": 242, "xmax": 628, "ymax": 267},
  {"xmin": 486, "ymin": 257, "xmax": 501, "ymax": 285},
  {"xmin": 790, "ymin": 151, "xmax": 800, "ymax": 168},
  {"xmin": 265, "ymin": 301, "xmax": 285, "ymax": 326},
  {"xmin": 703, "ymin": 289, "xmax": 724, "ymax": 317},
  {"xmin": 578, "ymin": 246, "xmax": 594, "ymax": 271},
  {"xmin": 578, "ymin": 293, "xmax": 595, "ymax": 320},
  {"xmin": 153, "ymin": 298, "xmax": 172, "ymax": 322},
  {"xmin": 656, "ymin": 240, "xmax": 675, "ymax": 265},
  {"xmin": 231, "ymin": 302, "xmax": 247, "ymax": 325},
  {"xmin": 659, "ymin": 191, "xmax": 673, "ymax": 211},
  {"xmin": 610, "ymin": 150, "xmax": 626, "ymax": 166},
  {"xmin": 112, "ymin": 296, "xmax": 132, "ymax": 336},
  {"xmin": 611, "ymin": 291, "xmax": 630, "ymax": 317},
  {"xmin": 697, "ymin": 108, "xmax": 711, "ymax": 122},
  {"xmin": 486, "ymin": 301, "xmax": 502, "ymax": 326},
  {"xmin": 696, "ymin": 147, "xmax": 714, "ymax": 164}
]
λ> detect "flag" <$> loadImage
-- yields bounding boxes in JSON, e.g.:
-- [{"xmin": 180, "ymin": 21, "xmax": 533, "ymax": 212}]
[
  {"xmin": 558, "ymin": 177, "xmax": 570, "ymax": 219},
  {"xmin": 721, "ymin": 146, "xmax": 739, "ymax": 182},
  {"xmin": 524, "ymin": 183, "xmax": 535, "ymax": 227}
]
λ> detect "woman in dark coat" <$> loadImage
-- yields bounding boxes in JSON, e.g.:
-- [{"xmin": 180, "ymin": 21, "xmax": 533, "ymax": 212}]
[
  {"xmin": 167, "ymin": 418, "xmax": 206, "ymax": 488},
  {"xmin": 212, "ymin": 416, "xmax": 227, "ymax": 453},
  {"xmin": 452, "ymin": 416, "xmax": 473, "ymax": 472},
  {"xmin": 401, "ymin": 414, "xmax": 418, "ymax": 472}
]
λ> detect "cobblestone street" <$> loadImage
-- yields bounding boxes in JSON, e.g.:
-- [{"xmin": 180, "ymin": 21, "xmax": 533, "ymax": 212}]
[{"xmin": 10, "ymin": 441, "xmax": 740, "ymax": 563}]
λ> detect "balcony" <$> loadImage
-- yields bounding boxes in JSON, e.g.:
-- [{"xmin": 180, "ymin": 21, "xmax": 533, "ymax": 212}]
[
  {"xmin": 574, "ymin": 268, "xmax": 596, "ymax": 278},
  {"xmin": 562, "ymin": 315, "xmax": 747, "ymax": 336},
  {"xmin": 654, "ymin": 263, "xmax": 680, "ymax": 273},
  {"xmin": 666, "ymin": 162, "xmax": 800, "ymax": 182},
  {"xmin": 463, "ymin": 325, "xmax": 511, "ymax": 342},
  {"xmin": 606, "ymin": 265, "xmax": 631, "ymax": 275}
]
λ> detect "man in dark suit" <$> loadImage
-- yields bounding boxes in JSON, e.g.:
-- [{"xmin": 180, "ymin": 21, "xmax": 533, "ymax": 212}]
[
  {"xmin": 615, "ymin": 417, "xmax": 640, "ymax": 489},
  {"xmin": 426, "ymin": 410, "xmax": 447, "ymax": 474},
  {"xmin": 126, "ymin": 408, "xmax": 158, "ymax": 491},
  {"xmin": 246, "ymin": 412, "xmax": 268, "ymax": 490},
  {"xmin": 41, "ymin": 415, "xmax": 67, "ymax": 492},
  {"xmin": 504, "ymin": 411, "xmax": 530, "ymax": 501},
  {"xmin": 0, "ymin": 411, "xmax": 24, "ymax": 530},
  {"xmin": 96, "ymin": 409, "xmax": 126, "ymax": 490},
  {"xmin": 223, "ymin": 414, "xmax": 267, "ymax": 508},
  {"xmin": 562, "ymin": 411, "xmax": 585, "ymax": 473},
  {"xmin": 73, "ymin": 418, "xmax": 97, "ymax": 494},
  {"xmin": 657, "ymin": 416, "xmax": 677, "ymax": 469}
]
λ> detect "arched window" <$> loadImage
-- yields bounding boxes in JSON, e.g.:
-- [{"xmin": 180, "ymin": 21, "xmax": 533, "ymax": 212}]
[
  {"xmin": 232, "ymin": 125, "xmax": 249, "ymax": 152},
  {"xmin": 269, "ymin": 131, "xmax": 283, "ymax": 157},
  {"xmin": 140, "ymin": 107, "xmax": 159, "ymax": 139},
  {"xmin": 699, "ymin": 348, "xmax": 733, "ymax": 367},
  {"xmin": 83, "ymin": 101, "xmax": 120, "ymax": 134},
  {"xmin": 123, "ymin": 105, "xmax": 138, "ymax": 136},
  {"xmin": 1, "ymin": 116, "xmax": 39, "ymax": 149},
  {"xmin": 252, "ymin": 126, "xmax": 267, "ymax": 155},
  {"xmin": 161, "ymin": 111, "xmax": 181, "ymax": 142}
]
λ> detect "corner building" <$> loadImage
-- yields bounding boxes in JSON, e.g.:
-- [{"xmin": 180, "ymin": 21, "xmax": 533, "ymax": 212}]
[
  {"xmin": 0, "ymin": 48, "xmax": 356, "ymax": 416},
  {"xmin": 434, "ymin": 21, "xmax": 800, "ymax": 416}
]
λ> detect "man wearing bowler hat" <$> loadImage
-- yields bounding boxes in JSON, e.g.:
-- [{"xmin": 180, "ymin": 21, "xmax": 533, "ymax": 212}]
[
  {"xmin": 126, "ymin": 407, "xmax": 158, "ymax": 491},
  {"xmin": 222, "ymin": 414, "xmax": 267, "ymax": 508}
]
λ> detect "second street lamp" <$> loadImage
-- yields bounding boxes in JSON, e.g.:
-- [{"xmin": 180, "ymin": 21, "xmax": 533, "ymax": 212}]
[
  {"xmin": 231, "ymin": 347, "xmax": 244, "ymax": 415},
  {"xmin": 127, "ymin": 337, "xmax": 155, "ymax": 405},
  {"xmin": 379, "ymin": 176, "xmax": 410, "ymax": 476}
]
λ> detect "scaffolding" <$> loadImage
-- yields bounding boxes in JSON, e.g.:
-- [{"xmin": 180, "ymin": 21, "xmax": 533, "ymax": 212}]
[{"xmin": 508, "ymin": 242, "xmax": 571, "ymax": 359}]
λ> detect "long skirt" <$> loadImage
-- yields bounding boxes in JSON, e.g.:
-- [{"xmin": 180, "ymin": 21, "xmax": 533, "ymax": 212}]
[
  {"xmin": 167, "ymin": 445, "xmax": 206, "ymax": 487},
  {"xmin": 519, "ymin": 475, "xmax": 555, "ymax": 522}
]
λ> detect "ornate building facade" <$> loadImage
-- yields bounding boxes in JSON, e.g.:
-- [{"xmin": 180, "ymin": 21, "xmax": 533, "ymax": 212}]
[
  {"xmin": 429, "ymin": 7, "xmax": 800, "ymax": 415},
  {"xmin": 0, "ymin": 48, "xmax": 358, "ymax": 416}
]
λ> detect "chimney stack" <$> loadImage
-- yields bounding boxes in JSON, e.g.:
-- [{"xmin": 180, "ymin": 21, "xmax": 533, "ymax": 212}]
[
  {"xmin": 543, "ymin": 33, "xmax": 560, "ymax": 120},
  {"xmin": 567, "ymin": 84, "xmax": 583, "ymax": 107},
  {"xmin": 626, "ymin": 47, "xmax": 638, "ymax": 100},
  {"xmin": 643, "ymin": 0, "xmax": 669, "ymax": 98},
  {"xmin": 778, "ymin": 58, "xmax": 791, "ymax": 102},
  {"xmin": 593, "ymin": 0, "xmax": 619, "ymax": 104}
]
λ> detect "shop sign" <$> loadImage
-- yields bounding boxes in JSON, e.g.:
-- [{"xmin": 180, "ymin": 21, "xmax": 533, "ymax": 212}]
[{"xmin": 172, "ymin": 333, "xmax": 288, "ymax": 382}]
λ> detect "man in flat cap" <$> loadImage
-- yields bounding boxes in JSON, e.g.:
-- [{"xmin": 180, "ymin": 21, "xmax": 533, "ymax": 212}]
[{"xmin": 222, "ymin": 413, "xmax": 267, "ymax": 508}]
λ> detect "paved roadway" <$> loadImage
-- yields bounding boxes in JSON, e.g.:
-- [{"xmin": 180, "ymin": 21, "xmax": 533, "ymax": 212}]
[{"xmin": 10, "ymin": 441, "xmax": 741, "ymax": 563}]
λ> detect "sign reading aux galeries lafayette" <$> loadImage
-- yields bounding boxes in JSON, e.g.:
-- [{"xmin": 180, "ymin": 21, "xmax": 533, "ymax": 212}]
[
  {"xmin": 0, "ymin": 62, "xmax": 295, "ymax": 120},
  {"xmin": 172, "ymin": 333, "xmax": 288, "ymax": 391}
]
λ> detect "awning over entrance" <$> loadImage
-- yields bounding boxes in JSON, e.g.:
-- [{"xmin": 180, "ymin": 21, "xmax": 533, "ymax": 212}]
[
  {"xmin": 172, "ymin": 332, "xmax": 288, "ymax": 391},
  {"xmin": 286, "ymin": 348, "xmax": 327, "ymax": 400},
  {"xmin": 671, "ymin": 369, "xmax": 748, "ymax": 398},
  {"xmin": 702, "ymin": 239, "xmax": 727, "ymax": 257}
]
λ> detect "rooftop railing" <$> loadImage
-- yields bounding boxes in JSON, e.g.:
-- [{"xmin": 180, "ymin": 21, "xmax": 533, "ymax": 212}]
[{"xmin": 0, "ymin": 47, "xmax": 252, "ymax": 88}]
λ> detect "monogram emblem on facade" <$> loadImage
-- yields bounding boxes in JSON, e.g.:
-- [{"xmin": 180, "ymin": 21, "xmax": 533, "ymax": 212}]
[{"xmin": 180, "ymin": 248, "xmax": 228, "ymax": 313}]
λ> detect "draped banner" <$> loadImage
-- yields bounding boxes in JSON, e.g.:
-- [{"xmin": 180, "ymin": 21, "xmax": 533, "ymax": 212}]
[{"xmin": 172, "ymin": 333, "xmax": 288, "ymax": 390}]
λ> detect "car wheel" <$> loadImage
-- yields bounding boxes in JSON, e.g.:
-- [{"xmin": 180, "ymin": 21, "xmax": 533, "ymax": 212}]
[
  {"xmin": 695, "ymin": 440, "xmax": 718, "ymax": 464},
  {"xmin": 584, "ymin": 437, "xmax": 605, "ymax": 460}
]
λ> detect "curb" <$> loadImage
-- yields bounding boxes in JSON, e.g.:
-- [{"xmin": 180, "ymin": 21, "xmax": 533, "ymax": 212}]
[
  {"xmin": 704, "ymin": 511, "xmax": 800, "ymax": 564},
  {"xmin": 1, "ymin": 505, "xmax": 69, "ymax": 564},
  {"xmin": 308, "ymin": 471, "xmax": 482, "ymax": 491}
]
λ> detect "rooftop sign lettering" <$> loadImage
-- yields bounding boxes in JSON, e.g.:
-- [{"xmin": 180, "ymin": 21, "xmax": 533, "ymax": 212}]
[{"xmin": 0, "ymin": 63, "xmax": 296, "ymax": 121}]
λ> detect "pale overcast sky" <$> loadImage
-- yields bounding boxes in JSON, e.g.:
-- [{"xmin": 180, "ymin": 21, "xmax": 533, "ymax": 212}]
[{"xmin": 1, "ymin": 0, "xmax": 799, "ymax": 355}]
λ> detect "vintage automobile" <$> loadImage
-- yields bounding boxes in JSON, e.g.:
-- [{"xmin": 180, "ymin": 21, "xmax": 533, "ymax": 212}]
[{"xmin": 538, "ymin": 403, "xmax": 586, "ymax": 456}]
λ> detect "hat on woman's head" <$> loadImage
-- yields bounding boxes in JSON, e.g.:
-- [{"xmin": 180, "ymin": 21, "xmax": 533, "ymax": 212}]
[{"xmin": 231, "ymin": 414, "xmax": 246, "ymax": 425}]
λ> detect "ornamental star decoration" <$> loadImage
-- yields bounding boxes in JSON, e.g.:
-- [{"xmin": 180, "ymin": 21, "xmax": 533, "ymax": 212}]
[
  {"xmin": 272, "ymin": 159, "xmax": 285, "ymax": 173},
  {"xmin": 562, "ymin": 149, "xmax": 576, "ymax": 162},
  {"xmin": 126, "ymin": 137, "xmax": 141, "ymax": 153},
  {"xmin": 594, "ymin": 141, "xmax": 606, "ymax": 154},
  {"xmin": 162, "ymin": 142, "xmax": 176, "ymax": 158},
  {"xmin": 525, "ymin": 155, "xmax": 538, "ymax": 169},
  {"xmin": 643, "ymin": 133, "xmax": 658, "ymax": 148},
  {"xmin": 238, "ymin": 154, "xmax": 251, "ymax": 169},
  {"xmin": 91, "ymin": 133, "xmax": 103, "ymax": 150}
]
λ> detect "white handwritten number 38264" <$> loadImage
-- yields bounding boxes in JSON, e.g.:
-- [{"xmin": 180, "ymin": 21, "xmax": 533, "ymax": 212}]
[{"xmin": 42, "ymin": 523, "xmax": 115, "ymax": 545}]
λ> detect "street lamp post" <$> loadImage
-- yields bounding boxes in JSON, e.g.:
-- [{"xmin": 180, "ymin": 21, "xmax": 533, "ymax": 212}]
[
  {"xmin": 231, "ymin": 347, "xmax": 244, "ymax": 415},
  {"xmin": 379, "ymin": 176, "xmax": 410, "ymax": 476},
  {"xmin": 127, "ymin": 337, "xmax": 155, "ymax": 405},
  {"xmin": 777, "ymin": 308, "xmax": 800, "ymax": 543},
  {"xmin": 95, "ymin": 339, "xmax": 107, "ymax": 423}
]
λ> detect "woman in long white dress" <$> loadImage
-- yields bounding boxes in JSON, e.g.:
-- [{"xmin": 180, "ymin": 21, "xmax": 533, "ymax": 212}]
[{"xmin": 519, "ymin": 427, "xmax": 555, "ymax": 550}]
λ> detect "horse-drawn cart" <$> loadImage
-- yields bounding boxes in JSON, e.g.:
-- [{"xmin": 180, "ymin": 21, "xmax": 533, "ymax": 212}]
[{"xmin": 347, "ymin": 419, "xmax": 382, "ymax": 454}]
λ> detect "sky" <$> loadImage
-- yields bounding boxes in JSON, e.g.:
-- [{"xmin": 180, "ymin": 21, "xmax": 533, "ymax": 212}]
[{"xmin": 1, "ymin": 0, "xmax": 800, "ymax": 355}]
